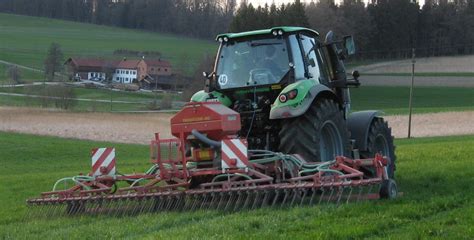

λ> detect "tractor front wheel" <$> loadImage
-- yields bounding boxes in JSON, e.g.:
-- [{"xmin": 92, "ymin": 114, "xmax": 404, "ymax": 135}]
[{"xmin": 279, "ymin": 98, "xmax": 351, "ymax": 162}]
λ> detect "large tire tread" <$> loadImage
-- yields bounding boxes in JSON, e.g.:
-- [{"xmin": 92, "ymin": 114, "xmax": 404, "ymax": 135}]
[{"xmin": 279, "ymin": 98, "xmax": 351, "ymax": 162}]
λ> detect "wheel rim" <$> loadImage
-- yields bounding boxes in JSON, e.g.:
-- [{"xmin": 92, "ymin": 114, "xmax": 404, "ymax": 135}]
[
  {"xmin": 374, "ymin": 134, "xmax": 389, "ymax": 157},
  {"xmin": 320, "ymin": 121, "xmax": 343, "ymax": 162}
]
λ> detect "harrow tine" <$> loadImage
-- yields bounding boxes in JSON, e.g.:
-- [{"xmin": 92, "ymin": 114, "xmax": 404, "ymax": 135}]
[
  {"xmin": 300, "ymin": 188, "xmax": 308, "ymax": 206},
  {"xmin": 336, "ymin": 186, "xmax": 345, "ymax": 205},
  {"xmin": 224, "ymin": 191, "xmax": 236, "ymax": 212},
  {"xmin": 327, "ymin": 187, "xmax": 335, "ymax": 204},
  {"xmin": 308, "ymin": 188, "xmax": 317, "ymax": 205},
  {"xmin": 345, "ymin": 186, "xmax": 354, "ymax": 204},
  {"xmin": 290, "ymin": 188, "xmax": 299, "ymax": 207},
  {"xmin": 281, "ymin": 189, "xmax": 290, "ymax": 207},
  {"xmin": 318, "ymin": 188, "xmax": 326, "ymax": 205},
  {"xmin": 271, "ymin": 189, "xmax": 281, "ymax": 207},
  {"xmin": 233, "ymin": 191, "xmax": 244, "ymax": 211},
  {"xmin": 242, "ymin": 190, "xmax": 252, "ymax": 210},
  {"xmin": 356, "ymin": 185, "xmax": 363, "ymax": 202},
  {"xmin": 260, "ymin": 190, "xmax": 270, "ymax": 208},
  {"xmin": 251, "ymin": 190, "xmax": 261, "ymax": 210}
]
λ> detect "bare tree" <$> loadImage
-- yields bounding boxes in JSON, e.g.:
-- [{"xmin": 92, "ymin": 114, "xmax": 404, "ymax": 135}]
[
  {"xmin": 44, "ymin": 42, "xmax": 64, "ymax": 81},
  {"xmin": 6, "ymin": 65, "xmax": 22, "ymax": 84}
]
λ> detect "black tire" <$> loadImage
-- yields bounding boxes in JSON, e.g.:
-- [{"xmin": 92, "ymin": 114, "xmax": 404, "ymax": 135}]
[
  {"xmin": 362, "ymin": 117, "xmax": 396, "ymax": 179},
  {"xmin": 379, "ymin": 179, "xmax": 398, "ymax": 199},
  {"xmin": 279, "ymin": 98, "xmax": 351, "ymax": 162}
]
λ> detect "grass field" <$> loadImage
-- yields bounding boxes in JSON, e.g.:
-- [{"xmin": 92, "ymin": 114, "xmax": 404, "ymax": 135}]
[
  {"xmin": 0, "ymin": 63, "xmax": 44, "ymax": 83},
  {"xmin": 2, "ymin": 85, "xmax": 472, "ymax": 114},
  {"xmin": 0, "ymin": 132, "xmax": 473, "ymax": 239},
  {"xmin": 363, "ymin": 72, "xmax": 474, "ymax": 77},
  {"xmin": 0, "ymin": 85, "xmax": 182, "ymax": 111},
  {"xmin": 0, "ymin": 13, "xmax": 216, "ymax": 76},
  {"xmin": 350, "ymin": 86, "xmax": 474, "ymax": 115}
]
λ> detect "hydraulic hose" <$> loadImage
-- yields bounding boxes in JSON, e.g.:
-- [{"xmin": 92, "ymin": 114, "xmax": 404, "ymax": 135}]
[{"xmin": 191, "ymin": 129, "xmax": 221, "ymax": 148}]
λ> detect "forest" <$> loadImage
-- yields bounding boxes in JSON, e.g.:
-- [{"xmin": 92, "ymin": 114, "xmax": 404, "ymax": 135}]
[{"xmin": 0, "ymin": 0, "xmax": 473, "ymax": 58}]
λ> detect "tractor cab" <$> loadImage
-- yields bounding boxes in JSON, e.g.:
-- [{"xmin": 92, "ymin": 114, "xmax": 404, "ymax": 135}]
[{"xmin": 195, "ymin": 27, "xmax": 357, "ymax": 150}]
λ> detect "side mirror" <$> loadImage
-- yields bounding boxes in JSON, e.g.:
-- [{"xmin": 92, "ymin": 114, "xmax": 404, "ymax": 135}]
[
  {"xmin": 352, "ymin": 70, "xmax": 360, "ymax": 81},
  {"xmin": 343, "ymin": 36, "xmax": 356, "ymax": 55}
]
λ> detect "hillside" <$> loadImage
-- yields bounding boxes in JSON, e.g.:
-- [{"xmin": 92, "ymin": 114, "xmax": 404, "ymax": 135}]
[{"xmin": 0, "ymin": 13, "xmax": 216, "ymax": 79}]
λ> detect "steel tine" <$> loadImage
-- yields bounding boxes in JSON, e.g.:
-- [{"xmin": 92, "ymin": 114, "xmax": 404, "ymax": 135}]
[
  {"xmin": 290, "ymin": 188, "xmax": 299, "ymax": 207},
  {"xmin": 356, "ymin": 185, "xmax": 363, "ymax": 202},
  {"xmin": 199, "ymin": 193, "xmax": 209, "ymax": 210},
  {"xmin": 300, "ymin": 188, "xmax": 308, "ymax": 206},
  {"xmin": 318, "ymin": 188, "xmax": 326, "ymax": 205},
  {"xmin": 233, "ymin": 191, "xmax": 244, "ymax": 211},
  {"xmin": 281, "ymin": 189, "xmax": 290, "ymax": 207},
  {"xmin": 250, "ymin": 190, "xmax": 259, "ymax": 210},
  {"xmin": 260, "ymin": 190, "xmax": 270, "ymax": 208},
  {"xmin": 224, "ymin": 191, "xmax": 236, "ymax": 212},
  {"xmin": 327, "ymin": 187, "xmax": 335, "ymax": 204},
  {"xmin": 308, "ymin": 188, "xmax": 317, "ymax": 205},
  {"xmin": 271, "ymin": 189, "xmax": 281, "ymax": 207},
  {"xmin": 218, "ymin": 192, "xmax": 228, "ymax": 211},
  {"xmin": 242, "ymin": 190, "xmax": 252, "ymax": 210},
  {"xmin": 190, "ymin": 194, "xmax": 200, "ymax": 211},
  {"xmin": 336, "ymin": 186, "xmax": 344, "ymax": 205},
  {"xmin": 345, "ymin": 186, "xmax": 354, "ymax": 204},
  {"xmin": 144, "ymin": 196, "xmax": 157, "ymax": 214}
]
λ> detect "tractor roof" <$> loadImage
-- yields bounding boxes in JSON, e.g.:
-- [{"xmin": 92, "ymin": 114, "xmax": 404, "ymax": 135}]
[{"xmin": 216, "ymin": 26, "xmax": 319, "ymax": 41}]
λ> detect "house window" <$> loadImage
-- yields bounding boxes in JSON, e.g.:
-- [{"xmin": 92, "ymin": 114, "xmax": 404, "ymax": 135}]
[
  {"xmin": 116, "ymin": 77, "xmax": 119, "ymax": 81},
  {"xmin": 116, "ymin": 70, "xmax": 119, "ymax": 73},
  {"xmin": 165, "ymin": 68, "xmax": 168, "ymax": 72},
  {"xmin": 126, "ymin": 70, "xmax": 129, "ymax": 74},
  {"xmin": 158, "ymin": 68, "xmax": 161, "ymax": 72}
]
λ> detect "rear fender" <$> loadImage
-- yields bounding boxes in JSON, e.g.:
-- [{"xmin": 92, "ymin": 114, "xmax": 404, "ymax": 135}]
[
  {"xmin": 190, "ymin": 90, "xmax": 232, "ymax": 107},
  {"xmin": 346, "ymin": 111, "xmax": 381, "ymax": 151},
  {"xmin": 269, "ymin": 80, "xmax": 336, "ymax": 119}
]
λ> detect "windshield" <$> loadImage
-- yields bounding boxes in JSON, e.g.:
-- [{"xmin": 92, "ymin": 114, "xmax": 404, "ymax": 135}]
[{"xmin": 216, "ymin": 38, "xmax": 290, "ymax": 89}]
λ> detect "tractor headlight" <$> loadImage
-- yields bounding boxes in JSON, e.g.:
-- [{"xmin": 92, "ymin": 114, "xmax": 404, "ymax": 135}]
[
  {"xmin": 272, "ymin": 30, "xmax": 278, "ymax": 36},
  {"xmin": 287, "ymin": 89, "xmax": 298, "ymax": 100},
  {"xmin": 278, "ymin": 30, "xmax": 283, "ymax": 35},
  {"xmin": 279, "ymin": 94, "xmax": 287, "ymax": 103},
  {"xmin": 223, "ymin": 37, "xmax": 229, "ymax": 42},
  {"xmin": 218, "ymin": 37, "xmax": 223, "ymax": 43}
]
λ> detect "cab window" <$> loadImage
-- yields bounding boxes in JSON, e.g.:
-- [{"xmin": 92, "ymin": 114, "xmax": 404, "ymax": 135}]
[
  {"xmin": 300, "ymin": 34, "xmax": 321, "ymax": 81},
  {"xmin": 288, "ymin": 34, "xmax": 305, "ymax": 81}
]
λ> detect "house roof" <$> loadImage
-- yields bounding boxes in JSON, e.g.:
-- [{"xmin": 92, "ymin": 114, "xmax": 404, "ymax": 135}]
[
  {"xmin": 143, "ymin": 59, "xmax": 171, "ymax": 68},
  {"xmin": 117, "ymin": 59, "xmax": 141, "ymax": 69},
  {"xmin": 64, "ymin": 58, "xmax": 119, "ymax": 68}
]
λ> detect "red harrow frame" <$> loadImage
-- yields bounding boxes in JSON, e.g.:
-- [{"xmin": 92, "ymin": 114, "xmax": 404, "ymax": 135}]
[{"xmin": 27, "ymin": 102, "xmax": 397, "ymax": 217}]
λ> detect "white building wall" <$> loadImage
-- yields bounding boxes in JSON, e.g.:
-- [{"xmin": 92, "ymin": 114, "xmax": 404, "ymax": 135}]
[
  {"xmin": 88, "ymin": 72, "xmax": 105, "ymax": 81},
  {"xmin": 112, "ymin": 69, "xmax": 137, "ymax": 84}
]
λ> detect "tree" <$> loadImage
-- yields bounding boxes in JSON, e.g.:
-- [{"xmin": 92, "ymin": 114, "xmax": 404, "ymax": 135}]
[
  {"xmin": 44, "ymin": 42, "xmax": 64, "ymax": 81},
  {"xmin": 6, "ymin": 65, "xmax": 21, "ymax": 84}
]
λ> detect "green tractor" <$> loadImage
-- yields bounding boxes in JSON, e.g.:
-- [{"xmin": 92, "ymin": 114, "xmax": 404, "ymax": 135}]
[{"xmin": 191, "ymin": 26, "xmax": 396, "ymax": 180}]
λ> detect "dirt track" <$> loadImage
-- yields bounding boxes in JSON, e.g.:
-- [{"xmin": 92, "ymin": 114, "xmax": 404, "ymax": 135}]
[{"xmin": 0, "ymin": 107, "xmax": 472, "ymax": 144}]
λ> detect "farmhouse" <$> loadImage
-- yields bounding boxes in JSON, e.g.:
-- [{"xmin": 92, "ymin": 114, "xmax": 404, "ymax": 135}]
[
  {"xmin": 112, "ymin": 59, "xmax": 141, "ymax": 84},
  {"xmin": 64, "ymin": 57, "xmax": 183, "ymax": 89},
  {"xmin": 64, "ymin": 58, "xmax": 117, "ymax": 81},
  {"xmin": 137, "ymin": 59, "xmax": 177, "ymax": 89}
]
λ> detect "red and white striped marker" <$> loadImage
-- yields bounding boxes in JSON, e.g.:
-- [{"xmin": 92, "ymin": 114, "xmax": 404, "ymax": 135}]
[
  {"xmin": 221, "ymin": 139, "xmax": 249, "ymax": 169},
  {"xmin": 91, "ymin": 148, "xmax": 116, "ymax": 176}
]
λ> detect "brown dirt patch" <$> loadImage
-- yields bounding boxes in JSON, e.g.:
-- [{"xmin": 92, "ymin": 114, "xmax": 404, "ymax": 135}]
[{"xmin": 0, "ymin": 107, "xmax": 472, "ymax": 143}]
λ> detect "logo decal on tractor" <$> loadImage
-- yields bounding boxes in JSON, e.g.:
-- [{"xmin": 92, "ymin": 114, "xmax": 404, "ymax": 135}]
[{"xmin": 218, "ymin": 74, "xmax": 228, "ymax": 86}]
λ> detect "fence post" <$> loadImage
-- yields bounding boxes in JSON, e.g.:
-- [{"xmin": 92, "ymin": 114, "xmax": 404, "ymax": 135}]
[{"xmin": 407, "ymin": 48, "xmax": 416, "ymax": 138}]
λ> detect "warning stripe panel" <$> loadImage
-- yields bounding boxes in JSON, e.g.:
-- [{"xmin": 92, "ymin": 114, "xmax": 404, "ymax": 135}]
[
  {"xmin": 221, "ymin": 139, "xmax": 248, "ymax": 169},
  {"xmin": 91, "ymin": 148, "xmax": 116, "ymax": 176}
]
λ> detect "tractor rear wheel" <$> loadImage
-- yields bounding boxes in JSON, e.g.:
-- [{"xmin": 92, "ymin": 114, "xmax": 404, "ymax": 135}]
[
  {"xmin": 362, "ymin": 117, "xmax": 396, "ymax": 179},
  {"xmin": 279, "ymin": 98, "xmax": 351, "ymax": 162}
]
